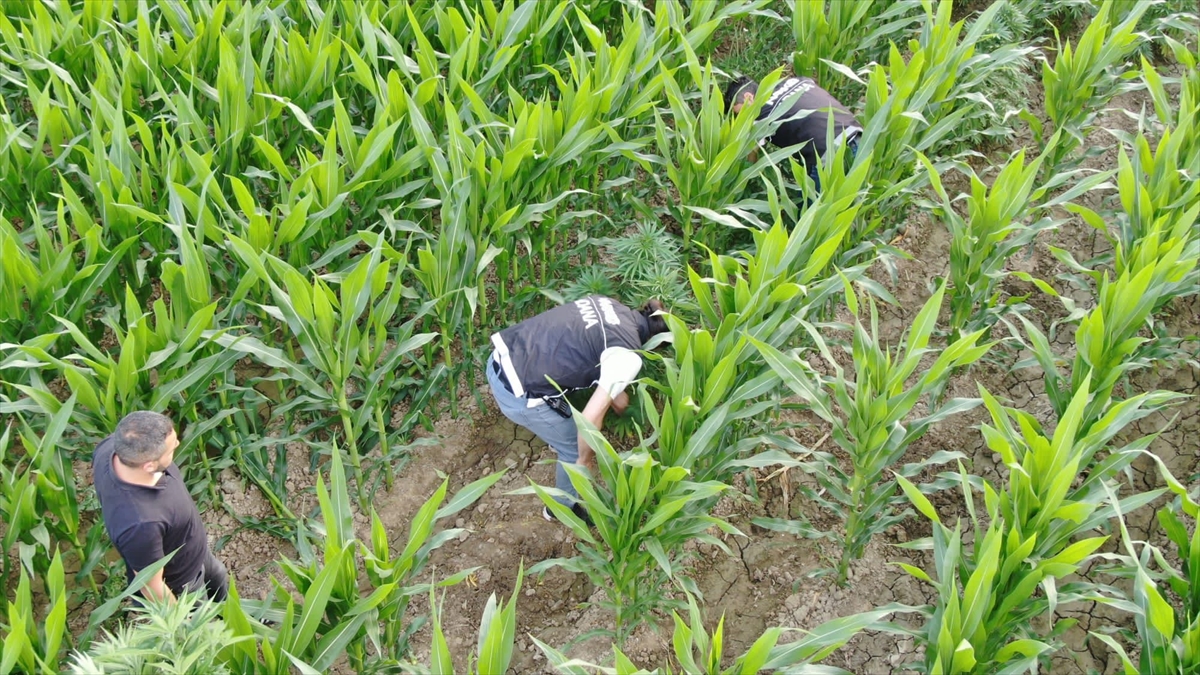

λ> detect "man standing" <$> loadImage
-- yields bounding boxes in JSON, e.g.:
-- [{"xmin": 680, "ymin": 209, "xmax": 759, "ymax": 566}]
[
  {"xmin": 92, "ymin": 411, "xmax": 228, "ymax": 603},
  {"xmin": 487, "ymin": 296, "xmax": 668, "ymax": 524},
  {"xmin": 725, "ymin": 75, "xmax": 862, "ymax": 190}
]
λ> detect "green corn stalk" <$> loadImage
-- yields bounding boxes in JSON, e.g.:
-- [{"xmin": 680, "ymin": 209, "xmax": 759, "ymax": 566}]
[
  {"xmin": 419, "ymin": 562, "xmax": 523, "ymax": 675},
  {"xmin": 1036, "ymin": 0, "xmax": 1149, "ymax": 177},
  {"xmin": 228, "ymin": 232, "xmax": 437, "ymax": 502},
  {"xmin": 918, "ymin": 148, "xmax": 1054, "ymax": 341},
  {"xmin": 752, "ymin": 282, "xmax": 992, "ymax": 584},
  {"xmin": 222, "ymin": 448, "xmax": 502, "ymax": 673},
  {"xmin": 465, "ymin": 7, "xmax": 666, "ymax": 307},
  {"xmin": 651, "ymin": 57, "xmax": 794, "ymax": 249},
  {"xmin": 3, "ymin": 286, "xmax": 235, "ymax": 445},
  {"xmin": 851, "ymin": 0, "xmax": 1020, "ymax": 248},
  {"xmin": 0, "ymin": 398, "xmax": 96, "ymax": 605},
  {"xmin": 788, "ymin": 0, "xmax": 923, "ymax": 105},
  {"xmin": 1093, "ymin": 456, "xmax": 1198, "ymax": 675},
  {"xmin": 0, "ymin": 205, "xmax": 135, "ymax": 344},
  {"xmin": 1054, "ymin": 136, "xmax": 1200, "ymax": 312},
  {"xmin": 657, "ymin": 152, "xmax": 874, "ymax": 483},
  {"xmin": 521, "ymin": 421, "xmax": 740, "ymax": 645},
  {"xmin": 0, "ymin": 551, "xmax": 69, "ymax": 675},
  {"xmin": 534, "ymin": 590, "xmax": 902, "ymax": 675},
  {"xmin": 269, "ymin": 10, "xmax": 342, "ymax": 110},
  {"xmin": 359, "ymin": 468, "xmax": 506, "ymax": 664},
  {"xmin": 893, "ymin": 375, "xmax": 1181, "ymax": 673},
  {"xmin": 1018, "ymin": 247, "xmax": 1196, "ymax": 436}
]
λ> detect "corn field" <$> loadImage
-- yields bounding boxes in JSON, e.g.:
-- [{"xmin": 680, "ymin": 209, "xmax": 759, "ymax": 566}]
[{"xmin": 0, "ymin": 0, "xmax": 1196, "ymax": 672}]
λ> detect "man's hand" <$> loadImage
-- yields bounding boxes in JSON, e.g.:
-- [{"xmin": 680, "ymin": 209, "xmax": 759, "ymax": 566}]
[{"xmin": 611, "ymin": 390, "xmax": 630, "ymax": 416}]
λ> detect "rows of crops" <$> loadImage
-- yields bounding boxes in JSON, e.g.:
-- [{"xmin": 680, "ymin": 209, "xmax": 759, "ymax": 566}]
[{"xmin": 0, "ymin": 0, "xmax": 1196, "ymax": 672}]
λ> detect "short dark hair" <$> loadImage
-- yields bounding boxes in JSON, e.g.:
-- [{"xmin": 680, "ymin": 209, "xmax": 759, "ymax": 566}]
[
  {"xmin": 641, "ymin": 299, "xmax": 669, "ymax": 336},
  {"xmin": 113, "ymin": 411, "xmax": 174, "ymax": 466},
  {"xmin": 723, "ymin": 76, "xmax": 757, "ymax": 112}
]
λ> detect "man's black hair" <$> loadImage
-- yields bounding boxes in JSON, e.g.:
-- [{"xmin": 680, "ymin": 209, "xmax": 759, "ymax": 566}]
[
  {"xmin": 113, "ymin": 411, "xmax": 174, "ymax": 466},
  {"xmin": 641, "ymin": 299, "xmax": 669, "ymax": 337},
  {"xmin": 723, "ymin": 76, "xmax": 758, "ymax": 112}
]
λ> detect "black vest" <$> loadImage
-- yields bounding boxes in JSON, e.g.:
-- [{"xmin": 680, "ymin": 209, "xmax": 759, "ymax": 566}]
[
  {"xmin": 759, "ymin": 77, "xmax": 859, "ymax": 169},
  {"xmin": 494, "ymin": 296, "xmax": 648, "ymax": 398}
]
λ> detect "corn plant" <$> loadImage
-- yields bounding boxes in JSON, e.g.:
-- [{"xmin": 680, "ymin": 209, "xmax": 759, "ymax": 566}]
[
  {"xmin": 892, "ymin": 376, "xmax": 1180, "ymax": 673},
  {"xmin": 1036, "ymin": 0, "xmax": 1149, "ymax": 176},
  {"xmin": 0, "ymin": 206, "xmax": 135, "ymax": 344},
  {"xmin": 788, "ymin": 0, "xmax": 923, "ymax": 105},
  {"xmin": 1093, "ymin": 456, "xmax": 1198, "ymax": 675},
  {"xmin": 655, "ymin": 149, "xmax": 877, "ymax": 484},
  {"xmin": 219, "ymin": 449, "xmax": 503, "ymax": 672},
  {"xmin": 1018, "ymin": 248, "xmax": 1195, "ymax": 436},
  {"xmin": 1, "ymin": 297, "xmax": 236, "ymax": 453},
  {"xmin": 0, "ymin": 400, "xmax": 93, "ymax": 601},
  {"xmin": 919, "ymin": 149, "xmax": 1054, "ymax": 341},
  {"xmin": 412, "ymin": 564, "xmax": 522, "ymax": 675},
  {"xmin": 358, "ymin": 467, "xmax": 507, "ymax": 666},
  {"xmin": 228, "ymin": 233, "xmax": 436, "ymax": 501},
  {"xmin": 0, "ymin": 550, "xmax": 68, "ymax": 675},
  {"xmin": 534, "ymin": 590, "xmax": 902, "ymax": 674},
  {"xmin": 649, "ymin": 58, "xmax": 795, "ymax": 248},
  {"xmin": 522, "ymin": 428, "xmax": 738, "ymax": 644},
  {"xmin": 1055, "ymin": 136, "xmax": 1200, "ymax": 311},
  {"xmin": 752, "ymin": 282, "xmax": 992, "ymax": 584},
  {"xmin": 851, "ymin": 0, "xmax": 1026, "ymax": 248}
]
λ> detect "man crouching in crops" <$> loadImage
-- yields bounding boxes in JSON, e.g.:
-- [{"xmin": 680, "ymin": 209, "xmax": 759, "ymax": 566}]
[
  {"xmin": 487, "ymin": 296, "xmax": 669, "ymax": 526},
  {"xmin": 725, "ymin": 74, "xmax": 862, "ymax": 192},
  {"xmin": 92, "ymin": 411, "xmax": 228, "ymax": 603}
]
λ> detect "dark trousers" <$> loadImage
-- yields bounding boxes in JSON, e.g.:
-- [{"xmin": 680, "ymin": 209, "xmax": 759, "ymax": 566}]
[
  {"xmin": 806, "ymin": 137, "xmax": 859, "ymax": 194},
  {"xmin": 183, "ymin": 550, "xmax": 229, "ymax": 603},
  {"xmin": 129, "ymin": 550, "xmax": 228, "ymax": 609}
]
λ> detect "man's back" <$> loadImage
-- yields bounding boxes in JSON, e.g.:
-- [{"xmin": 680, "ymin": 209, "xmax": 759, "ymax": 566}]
[
  {"xmin": 93, "ymin": 436, "xmax": 208, "ymax": 594},
  {"xmin": 493, "ymin": 296, "xmax": 647, "ymax": 398},
  {"xmin": 758, "ymin": 77, "xmax": 859, "ymax": 168}
]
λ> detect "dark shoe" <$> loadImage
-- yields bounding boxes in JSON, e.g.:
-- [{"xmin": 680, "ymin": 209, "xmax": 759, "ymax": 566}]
[{"xmin": 543, "ymin": 503, "xmax": 594, "ymax": 527}]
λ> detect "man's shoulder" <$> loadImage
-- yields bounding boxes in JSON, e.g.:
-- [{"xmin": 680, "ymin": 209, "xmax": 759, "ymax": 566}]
[
  {"xmin": 91, "ymin": 435, "xmax": 116, "ymax": 488},
  {"xmin": 92, "ymin": 435, "xmax": 113, "ymax": 462}
]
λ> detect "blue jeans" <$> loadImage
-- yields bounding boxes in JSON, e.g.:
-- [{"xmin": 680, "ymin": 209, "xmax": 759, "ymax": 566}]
[{"xmin": 486, "ymin": 357, "xmax": 579, "ymax": 506}]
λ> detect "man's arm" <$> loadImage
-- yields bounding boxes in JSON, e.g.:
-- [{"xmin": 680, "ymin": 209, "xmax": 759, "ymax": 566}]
[
  {"xmin": 118, "ymin": 523, "xmax": 175, "ymax": 603},
  {"xmin": 141, "ymin": 567, "xmax": 176, "ymax": 603},
  {"xmin": 576, "ymin": 387, "xmax": 614, "ymax": 472},
  {"xmin": 578, "ymin": 347, "xmax": 643, "ymax": 471}
]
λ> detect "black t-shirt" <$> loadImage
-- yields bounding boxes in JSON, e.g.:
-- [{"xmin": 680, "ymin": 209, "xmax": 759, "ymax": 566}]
[
  {"xmin": 493, "ymin": 296, "xmax": 648, "ymax": 398},
  {"xmin": 758, "ymin": 77, "xmax": 859, "ymax": 169},
  {"xmin": 92, "ymin": 436, "xmax": 209, "ymax": 595}
]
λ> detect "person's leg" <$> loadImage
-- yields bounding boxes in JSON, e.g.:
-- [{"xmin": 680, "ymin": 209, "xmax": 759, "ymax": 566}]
[
  {"xmin": 486, "ymin": 359, "xmax": 580, "ymax": 506},
  {"xmin": 201, "ymin": 551, "xmax": 229, "ymax": 602},
  {"xmin": 521, "ymin": 403, "xmax": 581, "ymax": 506}
]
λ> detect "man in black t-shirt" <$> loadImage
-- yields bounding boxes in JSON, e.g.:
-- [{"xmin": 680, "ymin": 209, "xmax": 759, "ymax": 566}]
[
  {"xmin": 725, "ymin": 75, "xmax": 862, "ymax": 191},
  {"xmin": 92, "ymin": 411, "xmax": 227, "ymax": 603},
  {"xmin": 487, "ymin": 297, "xmax": 669, "ymax": 525}
]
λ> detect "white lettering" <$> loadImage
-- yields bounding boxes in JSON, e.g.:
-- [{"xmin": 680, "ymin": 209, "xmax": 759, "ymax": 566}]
[
  {"xmin": 575, "ymin": 299, "xmax": 599, "ymax": 329},
  {"xmin": 597, "ymin": 297, "xmax": 621, "ymax": 326},
  {"xmin": 765, "ymin": 77, "xmax": 815, "ymax": 107}
]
